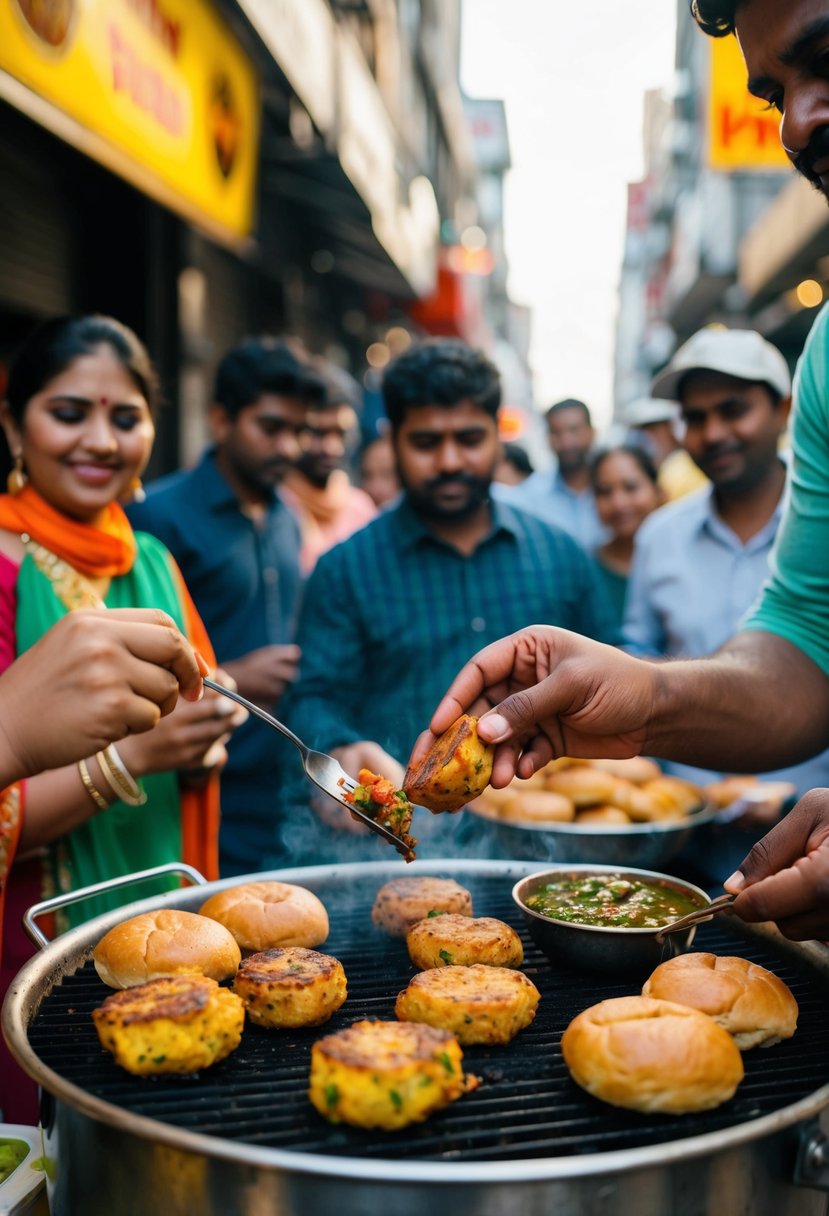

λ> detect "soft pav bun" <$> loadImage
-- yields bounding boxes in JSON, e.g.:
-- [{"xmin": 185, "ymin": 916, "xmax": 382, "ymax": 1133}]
[
  {"xmin": 93, "ymin": 909, "xmax": 241, "ymax": 990},
  {"xmin": 561, "ymin": 995, "xmax": 744, "ymax": 1113},
  {"xmin": 198, "ymin": 881, "xmax": 329, "ymax": 953},
  {"xmin": 642, "ymin": 953, "xmax": 798, "ymax": 1050}
]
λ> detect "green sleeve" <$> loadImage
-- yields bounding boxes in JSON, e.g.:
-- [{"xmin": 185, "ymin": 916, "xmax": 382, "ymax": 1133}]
[{"xmin": 742, "ymin": 304, "xmax": 829, "ymax": 674}]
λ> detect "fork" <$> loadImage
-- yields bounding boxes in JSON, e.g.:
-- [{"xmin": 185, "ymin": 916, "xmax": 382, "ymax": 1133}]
[
  {"xmin": 202, "ymin": 678, "xmax": 414, "ymax": 860},
  {"xmin": 654, "ymin": 893, "xmax": 737, "ymax": 943}
]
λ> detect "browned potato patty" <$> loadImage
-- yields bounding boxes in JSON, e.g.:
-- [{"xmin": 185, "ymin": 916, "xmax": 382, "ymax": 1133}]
[
  {"xmin": 91, "ymin": 975, "xmax": 244, "ymax": 1075},
  {"xmin": 395, "ymin": 964, "xmax": 540, "ymax": 1045},
  {"xmin": 406, "ymin": 914, "xmax": 523, "ymax": 971},
  {"xmin": 371, "ymin": 876, "xmax": 473, "ymax": 937},
  {"xmin": 309, "ymin": 1019, "xmax": 470, "ymax": 1129},
  {"xmin": 234, "ymin": 947, "xmax": 347, "ymax": 1028}
]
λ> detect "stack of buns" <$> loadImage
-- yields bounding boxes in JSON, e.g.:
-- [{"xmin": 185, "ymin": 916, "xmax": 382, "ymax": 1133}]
[
  {"xmin": 561, "ymin": 953, "xmax": 798, "ymax": 1114},
  {"xmin": 470, "ymin": 756, "xmax": 703, "ymax": 826}
]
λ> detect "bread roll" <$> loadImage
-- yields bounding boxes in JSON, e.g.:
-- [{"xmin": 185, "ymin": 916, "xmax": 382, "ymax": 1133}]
[
  {"xmin": 588, "ymin": 757, "xmax": 662, "ymax": 785},
  {"xmin": 574, "ymin": 805, "xmax": 631, "ymax": 826},
  {"xmin": 704, "ymin": 775, "xmax": 760, "ymax": 808},
  {"xmin": 545, "ymin": 767, "xmax": 618, "ymax": 807},
  {"xmin": 500, "ymin": 790, "xmax": 575, "ymax": 823},
  {"xmin": 642, "ymin": 953, "xmax": 798, "ymax": 1050},
  {"xmin": 93, "ymin": 909, "xmax": 241, "ymax": 990},
  {"xmin": 199, "ymin": 881, "xmax": 329, "ymax": 953},
  {"xmin": 639, "ymin": 775, "xmax": 703, "ymax": 815},
  {"xmin": 561, "ymin": 995, "xmax": 744, "ymax": 1113}
]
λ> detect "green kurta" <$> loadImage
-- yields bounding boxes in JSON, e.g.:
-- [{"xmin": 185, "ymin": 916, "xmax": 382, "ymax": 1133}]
[{"xmin": 15, "ymin": 532, "xmax": 185, "ymax": 926}]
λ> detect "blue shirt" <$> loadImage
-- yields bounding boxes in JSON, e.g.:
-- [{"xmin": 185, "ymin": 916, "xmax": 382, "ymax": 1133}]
[
  {"xmin": 283, "ymin": 496, "xmax": 617, "ymax": 861},
  {"xmin": 127, "ymin": 449, "xmax": 304, "ymax": 875},
  {"xmin": 623, "ymin": 475, "xmax": 829, "ymax": 795},
  {"xmin": 493, "ymin": 469, "xmax": 608, "ymax": 550}
]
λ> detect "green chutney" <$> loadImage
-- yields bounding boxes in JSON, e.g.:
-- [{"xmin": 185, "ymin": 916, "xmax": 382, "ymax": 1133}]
[
  {"xmin": 525, "ymin": 874, "xmax": 705, "ymax": 929},
  {"xmin": 0, "ymin": 1138, "xmax": 29, "ymax": 1184}
]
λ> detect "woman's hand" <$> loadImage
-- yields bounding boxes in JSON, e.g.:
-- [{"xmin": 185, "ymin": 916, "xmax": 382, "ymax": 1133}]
[
  {"xmin": 117, "ymin": 666, "xmax": 247, "ymax": 778},
  {"xmin": 0, "ymin": 608, "xmax": 207, "ymax": 786},
  {"xmin": 409, "ymin": 626, "xmax": 658, "ymax": 788},
  {"xmin": 726, "ymin": 788, "xmax": 829, "ymax": 939}
]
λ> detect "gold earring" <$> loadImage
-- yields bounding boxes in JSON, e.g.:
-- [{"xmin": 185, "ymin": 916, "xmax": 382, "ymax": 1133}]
[
  {"xmin": 127, "ymin": 476, "xmax": 146, "ymax": 504},
  {"xmin": 7, "ymin": 455, "xmax": 27, "ymax": 495}
]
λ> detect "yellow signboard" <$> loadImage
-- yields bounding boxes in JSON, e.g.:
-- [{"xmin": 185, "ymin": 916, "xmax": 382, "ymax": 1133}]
[
  {"xmin": 0, "ymin": 0, "xmax": 259, "ymax": 244},
  {"xmin": 707, "ymin": 35, "xmax": 790, "ymax": 170}
]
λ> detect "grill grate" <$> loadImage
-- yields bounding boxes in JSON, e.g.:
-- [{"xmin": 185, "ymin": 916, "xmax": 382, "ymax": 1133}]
[{"xmin": 27, "ymin": 874, "xmax": 829, "ymax": 1162}]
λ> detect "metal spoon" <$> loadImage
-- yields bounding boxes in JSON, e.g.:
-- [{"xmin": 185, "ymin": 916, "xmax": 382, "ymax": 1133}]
[{"xmin": 654, "ymin": 893, "xmax": 737, "ymax": 943}]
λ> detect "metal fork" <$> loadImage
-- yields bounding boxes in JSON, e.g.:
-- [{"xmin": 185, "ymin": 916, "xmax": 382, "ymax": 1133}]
[
  {"xmin": 202, "ymin": 678, "xmax": 414, "ymax": 860},
  {"xmin": 654, "ymin": 893, "xmax": 737, "ymax": 943}
]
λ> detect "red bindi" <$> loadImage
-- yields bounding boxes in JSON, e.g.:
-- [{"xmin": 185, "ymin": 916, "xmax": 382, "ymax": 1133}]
[{"xmin": 99, "ymin": 397, "xmax": 109, "ymax": 406}]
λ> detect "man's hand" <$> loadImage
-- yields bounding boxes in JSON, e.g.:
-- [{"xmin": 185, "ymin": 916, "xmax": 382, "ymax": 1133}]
[
  {"xmin": 725, "ymin": 788, "xmax": 829, "ymax": 939},
  {"xmin": 222, "ymin": 645, "xmax": 301, "ymax": 707},
  {"xmin": 0, "ymin": 608, "xmax": 207, "ymax": 784},
  {"xmin": 410, "ymin": 626, "xmax": 657, "ymax": 788},
  {"xmin": 309, "ymin": 742, "xmax": 405, "ymax": 835}
]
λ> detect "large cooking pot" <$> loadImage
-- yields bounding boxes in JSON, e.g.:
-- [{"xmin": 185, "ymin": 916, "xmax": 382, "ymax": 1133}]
[{"xmin": 5, "ymin": 859, "xmax": 829, "ymax": 1216}]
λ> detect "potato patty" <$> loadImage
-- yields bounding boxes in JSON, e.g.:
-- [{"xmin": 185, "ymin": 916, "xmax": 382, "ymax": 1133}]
[
  {"xmin": 371, "ymin": 876, "xmax": 473, "ymax": 937},
  {"xmin": 91, "ymin": 975, "xmax": 244, "ymax": 1075},
  {"xmin": 395, "ymin": 964, "xmax": 540, "ymax": 1045},
  {"xmin": 406, "ymin": 914, "xmax": 523, "ymax": 971},
  {"xmin": 309, "ymin": 1019, "xmax": 470, "ymax": 1129},
  {"xmin": 234, "ymin": 947, "xmax": 347, "ymax": 1028}
]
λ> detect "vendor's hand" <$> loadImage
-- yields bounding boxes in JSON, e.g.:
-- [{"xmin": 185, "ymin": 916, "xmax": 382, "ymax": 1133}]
[
  {"xmin": 725, "ymin": 788, "xmax": 829, "ymax": 940},
  {"xmin": 0, "ymin": 608, "xmax": 207, "ymax": 783},
  {"xmin": 309, "ymin": 743, "xmax": 405, "ymax": 836},
  {"xmin": 118, "ymin": 666, "xmax": 247, "ymax": 777},
  {"xmin": 410, "ymin": 626, "xmax": 657, "ymax": 788},
  {"xmin": 222, "ymin": 645, "xmax": 301, "ymax": 708}
]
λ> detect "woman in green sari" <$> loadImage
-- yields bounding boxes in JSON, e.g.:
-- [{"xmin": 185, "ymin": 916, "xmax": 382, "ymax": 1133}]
[{"xmin": 0, "ymin": 315, "xmax": 245, "ymax": 1121}]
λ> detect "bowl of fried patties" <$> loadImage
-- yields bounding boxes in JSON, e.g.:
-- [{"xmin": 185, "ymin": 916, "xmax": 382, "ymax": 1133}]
[{"xmin": 468, "ymin": 756, "xmax": 715, "ymax": 869}]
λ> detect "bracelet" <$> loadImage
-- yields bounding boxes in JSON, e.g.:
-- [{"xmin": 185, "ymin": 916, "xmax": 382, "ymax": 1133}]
[
  {"xmin": 96, "ymin": 744, "xmax": 147, "ymax": 807},
  {"xmin": 77, "ymin": 758, "xmax": 110, "ymax": 811}
]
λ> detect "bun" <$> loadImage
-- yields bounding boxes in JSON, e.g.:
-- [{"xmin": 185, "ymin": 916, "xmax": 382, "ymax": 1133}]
[
  {"xmin": 642, "ymin": 953, "xmax": 798, "ymax": 1049},
  {"xmin": 545, "ymin": 768, "xmax": 618, "ymax": 807},
  {"xmin": 500, "ymin": 790, "xmax": 575, "ymax": 823},
  {"xmin": 588, "ymin": 757, "xmax": 662, "ymax": 784},
  {"xmin": 199, "ymin": 881, "xmax": 329, "ymax": 953},
  {"xmin": 575, "ymin": 805, "xmax": 631, "ymax": 825},
  {"xmin": 704, "ymin": 775, "xmax": 759, "ymax": 808},
  {"xmin": 561, "ymin": 995, "xmax": 744, "ymax": 1113},
  {"xmin": 93, "ymin": 909, "xmax": 241, "ymax": 990}
]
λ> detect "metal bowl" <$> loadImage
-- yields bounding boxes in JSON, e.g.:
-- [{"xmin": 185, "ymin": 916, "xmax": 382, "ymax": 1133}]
[
  {"xmin": 468, "ymin": 800, "xmax": 717, "ymax": 870},
  {"xmin": 511, "ymin": 863, "xmax": 712, "ymax": 976}
]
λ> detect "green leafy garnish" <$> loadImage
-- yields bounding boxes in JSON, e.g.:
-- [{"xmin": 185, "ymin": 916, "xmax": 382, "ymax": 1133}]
[
  {"xmin": 390, "ymin": 1089, "xmax": 403, "ymax": 1109},
  {"xmin": 325, "ymin": 1083, "xmax": 340, "ymax": 1108},
  {"xmin": 439, "ymin": 949, "xmax": 454, "ymax": 965},
  {"xmin": 437, "ymin": 1051, "xmax": 454, "ymax": 1074}
]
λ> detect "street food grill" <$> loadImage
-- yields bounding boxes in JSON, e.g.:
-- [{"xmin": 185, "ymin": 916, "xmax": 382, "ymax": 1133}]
[{"xmin": 4, "ymin": 860, "xmax": 829, "ymax": 1216}]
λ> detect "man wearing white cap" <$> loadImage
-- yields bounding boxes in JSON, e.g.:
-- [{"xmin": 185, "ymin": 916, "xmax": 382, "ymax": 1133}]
[
  {"xmin": 621, "ymin": 396, "xmax": 708, "ymax": 501},
  {"xmin": 622, "ymin": 328, "xmax": 829, "ymax": 853}
]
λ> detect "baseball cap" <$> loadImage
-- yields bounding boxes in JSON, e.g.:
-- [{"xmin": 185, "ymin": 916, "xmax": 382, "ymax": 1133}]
[
  {"xmin": 651, "ymin": 328, "xmax": 791, "ymax": 401},
  {"xmin": 620, "ymin": 397, "xmax": 681, "ymax": 427}
]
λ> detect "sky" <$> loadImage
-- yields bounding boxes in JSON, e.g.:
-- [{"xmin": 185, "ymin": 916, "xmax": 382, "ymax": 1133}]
[{"xmin": 461, "ymin": 1, "xmax": 678, "ymax": 427}]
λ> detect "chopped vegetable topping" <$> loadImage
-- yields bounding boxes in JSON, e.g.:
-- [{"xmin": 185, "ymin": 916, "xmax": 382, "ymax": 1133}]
[{"xmin": 341, "ymin": 769, "xmax": 418, "ymax": 859}]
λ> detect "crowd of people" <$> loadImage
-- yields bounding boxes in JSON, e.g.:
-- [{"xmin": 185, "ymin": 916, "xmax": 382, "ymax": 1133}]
[{"xmin": 2, "ymin": 0, "xmax": 829, "ymax": 1126}]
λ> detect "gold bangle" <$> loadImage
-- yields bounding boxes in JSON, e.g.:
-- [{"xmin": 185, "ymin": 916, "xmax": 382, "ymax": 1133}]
[
  {"xmin": 77, "ymin": 758, "xmax": 110, "ymax": 811},
  {"xmin": 96, "ymin": 744, "xmax": 147, "ymax": 807}
]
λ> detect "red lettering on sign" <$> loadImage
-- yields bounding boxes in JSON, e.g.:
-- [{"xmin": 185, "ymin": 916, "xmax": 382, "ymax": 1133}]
[
  {"xmin": 718, "ymin": 104, "xmax": 781, "ymax": 150},
  {"xmin": 109, "ymin": 23, "xmax": 184, "ymax": 137},
  {"xmin": 124, "ymin": 0, "xmax": 182, "ymax": 59}
]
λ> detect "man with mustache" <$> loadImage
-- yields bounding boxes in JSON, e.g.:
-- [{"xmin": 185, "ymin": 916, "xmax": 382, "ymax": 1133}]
[
  {"xmin": 283, "ymin": 338, "xmax": 616, "ymax": 859},
  {"xmin": 411, "ymin": 0, "xmax": 829, "ymax": 937},
  {"xmin": 128, "ymin": 337, "xmax": 326, "ymax": 875}
]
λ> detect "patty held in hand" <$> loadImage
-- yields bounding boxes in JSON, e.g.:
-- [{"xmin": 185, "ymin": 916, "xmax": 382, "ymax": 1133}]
[
  {"xmin": 372, "ymin": 876, "xmax": 473, "ymax": 937},
  {"xmin": 395, "ymin": 964, "xmax": 540, "ymax": 1045},
  {"xmin": 93, "ymin": 909, "xmax": 241, "ymax": 989},
  {"xmin": 199, "ymin": 881, "xmax": 330, "ymax": 953},
  {"xmin": 406, "ymin": 914, "xmax": 523, "ymax": 970},
  {"xmin": 404, "ymin": 714, "xmax": 494, "ymax": 813},
  {"xmin": 234, "ymin": 947, "xmax": 347, "ymax": 1028},
  {"xmin": 309, "ymin": 1019, "xmax": 471, "ymax": 1130},
  {"xmin": 642, "ymin": 953, "xmax": 798, "ymax": 1050},
  {"xmin": 92, "ymin": 975, "xmax": 244, "ymax": 1075},
  {"xmin": 561, "ymin": 995, "xmax": 744, "ymax": 1113}
]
